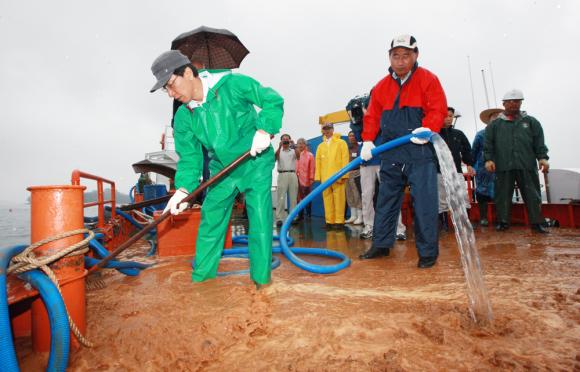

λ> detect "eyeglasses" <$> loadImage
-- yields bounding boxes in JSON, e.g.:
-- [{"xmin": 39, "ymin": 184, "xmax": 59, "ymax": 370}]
[{"xmin": 162, "ymin": 76, "xmax": 178, "ymax": 92}]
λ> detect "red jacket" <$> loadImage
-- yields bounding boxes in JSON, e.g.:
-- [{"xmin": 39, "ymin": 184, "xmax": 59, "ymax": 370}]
[{"xmin": 362, "ymin": 65, "xmax": 447, "ymax": 163}]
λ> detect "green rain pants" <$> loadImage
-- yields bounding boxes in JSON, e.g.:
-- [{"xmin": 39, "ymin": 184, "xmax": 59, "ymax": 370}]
[
  {"xmin": 192, "ymin": 149, "xmax": 274, "ymax": 285},
  {"xmin": 494, "ymin": 169, "xmax": 543, "ymax": 225}
]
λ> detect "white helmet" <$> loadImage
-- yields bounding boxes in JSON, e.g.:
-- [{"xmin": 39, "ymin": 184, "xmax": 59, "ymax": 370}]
[{"xmin": 502, "ymin": 89, "xmax": 524, "ymax": 101}]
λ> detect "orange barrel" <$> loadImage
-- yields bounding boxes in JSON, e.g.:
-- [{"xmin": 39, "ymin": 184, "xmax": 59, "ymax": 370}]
[{"xmin": 27, "ymin": 185, "xmax": 87, "ymax": 352}]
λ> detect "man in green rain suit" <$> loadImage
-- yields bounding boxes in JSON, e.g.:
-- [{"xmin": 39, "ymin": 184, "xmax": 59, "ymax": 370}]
[
  {"xmin": 150, "ymin": 50, "xmax": 284, "ymax": 286},
  {"xmin": 484, "ymin": 89, "xmax": 549, "ymax": 234}
]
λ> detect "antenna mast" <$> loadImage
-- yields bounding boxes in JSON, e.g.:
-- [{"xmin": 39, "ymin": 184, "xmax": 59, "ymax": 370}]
[
  {"xmin": 489, "ymin": 61, "xmax": 498, "ymax": 107},
  {"xmin": 467, "ymin": 55, "xmax": 478, "ymax": 132},
  {"xmin": 481, "ymin": 69, "xmax": 491, "ymax": 109}
]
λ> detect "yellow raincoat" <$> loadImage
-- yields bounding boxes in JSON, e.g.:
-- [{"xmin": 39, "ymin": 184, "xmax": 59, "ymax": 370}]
[{"xmin": 315, "ymin": 133, "xmax": 349, "ymax": 224}]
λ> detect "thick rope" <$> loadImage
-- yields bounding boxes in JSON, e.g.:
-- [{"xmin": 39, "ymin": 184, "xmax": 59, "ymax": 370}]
[
  {"xmin": 132, "ymin": 209, "xmax": 154, "ymax": 224},
  {"xmin": 8, "ymin": 229, "xmax": 95, "ymax": 347}
]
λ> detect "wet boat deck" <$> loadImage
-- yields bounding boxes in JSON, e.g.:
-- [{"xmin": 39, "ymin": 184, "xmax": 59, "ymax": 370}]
[{"xmin": 16, "ymin": 217, "xmax": 580, "ymax": 371}]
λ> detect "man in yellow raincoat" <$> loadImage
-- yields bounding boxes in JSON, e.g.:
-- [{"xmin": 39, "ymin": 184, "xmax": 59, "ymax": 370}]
[
  {"xmin": 314, "ymin": 123, "xmax": 349, "ymax": 227},
  {"xmin": 150, "ymin": 50, "xmax": 283, "ymax": 287}
]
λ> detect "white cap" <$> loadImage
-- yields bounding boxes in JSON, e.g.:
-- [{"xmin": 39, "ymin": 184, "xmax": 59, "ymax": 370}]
[
  {"xmin": 502, "ymin": 89, "xmax": 524, "ymax": 101},
  {"xmin": 389, "ymin": 34, "xmax": 418, "ymax": 51}
]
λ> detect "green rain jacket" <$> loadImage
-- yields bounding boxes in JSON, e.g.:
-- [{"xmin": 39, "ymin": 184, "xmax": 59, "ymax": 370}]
[
  {"xmin": 483, "ymin": 111, "xmax": 549, "ymax": 172},
  {"xmin": 172, "ymin": 72, "xmax": 284, "ymax": 192}
]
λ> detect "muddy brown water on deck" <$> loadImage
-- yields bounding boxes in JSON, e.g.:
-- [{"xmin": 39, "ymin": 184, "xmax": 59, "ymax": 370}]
[{"xmin": 15, "ymin": 217, "xmax": 580, "ymax": 371}]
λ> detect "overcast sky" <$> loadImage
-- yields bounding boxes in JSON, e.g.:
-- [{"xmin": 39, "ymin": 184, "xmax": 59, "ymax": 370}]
[{"xmin": 1, "ymin": 0, "xmax": 578, "ymax": 204}]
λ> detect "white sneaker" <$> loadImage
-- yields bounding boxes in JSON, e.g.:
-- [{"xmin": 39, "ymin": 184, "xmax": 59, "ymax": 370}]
[
  {"xmin": 345, "ymin": 215, "xmax": 356, "ymax": 224},
  {"xmin": 396, "ymin": 233, "xmax": 406, "ymax": 241},
  {"xmin": 359, "ymin": 225, "xmax": 373, "ymax": 239},
  {"xmin": 353, "ymin": 209, "xmax": 363, "ymax": 225}
]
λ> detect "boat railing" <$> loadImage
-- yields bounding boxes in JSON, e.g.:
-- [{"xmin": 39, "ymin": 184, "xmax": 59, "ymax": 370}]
[{"xmin": 71, "ymin": 170, "xmax": 116, "ymax": 228}]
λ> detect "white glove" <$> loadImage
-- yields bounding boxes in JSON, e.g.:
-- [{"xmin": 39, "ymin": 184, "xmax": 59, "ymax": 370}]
[
  {"xmin": 360, "ymin": 141, "xmax": 375, "ymax": 161},
  {"xmin": 250, "ymin": 130, "xmax": 271, "ymax": 156},
  {"xmin": 163, "ymin": 188, "xmax": 189, "ymax": 215},
  {"xmin": 410, "ymin": 127, "xmax": 432, "ymax": 145}
]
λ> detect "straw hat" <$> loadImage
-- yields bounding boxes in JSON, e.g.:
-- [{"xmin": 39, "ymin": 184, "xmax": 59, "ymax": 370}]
[{"xmin": 479, "ymin": 108, "xmax": 503, "ymax": 124}]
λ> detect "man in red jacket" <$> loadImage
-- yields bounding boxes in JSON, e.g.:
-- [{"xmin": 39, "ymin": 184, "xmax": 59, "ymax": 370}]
[{"xmin": 359, "ymin": 34, "xmax": 447, "ymax": 268}]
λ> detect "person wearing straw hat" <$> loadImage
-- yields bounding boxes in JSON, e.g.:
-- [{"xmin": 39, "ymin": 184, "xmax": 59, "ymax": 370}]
[
  {"xmin": 150, "ymin": 50, "xmax": 284, "ymax": 287},
  {"xmin": 484, "ymin": 89, "xmax": 549, "ymax": 233},
  {"xmin": 472, "ymin": 107, "xmax": 503, "ymax": 226}
]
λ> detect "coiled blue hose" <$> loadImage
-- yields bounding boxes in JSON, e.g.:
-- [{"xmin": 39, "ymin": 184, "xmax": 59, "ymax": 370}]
[
  {"xmin": 278, "ymin": 133, "xmax": 422, "ymax": 274},
  {"xmin": 191, "ymin": 234, "xmax": 294, "ymax": 276},
  {"xmin": 1, "ymin": 245, "xmax": 71, "ymax": 372},
  {"xmin": 84, "ymin": 233, "xmax": 151, "ymax": 276},
  {"xmin": 191, "ymin": 133, "xmax": 425, "ymax": 277}
]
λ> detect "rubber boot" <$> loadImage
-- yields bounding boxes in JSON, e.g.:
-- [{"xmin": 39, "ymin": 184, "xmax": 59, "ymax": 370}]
[
  {"xmin": 345, "ymin": 208, "xmax": 357, "ymax": 224},
  {"xmin": 439, "ymin": 212, "xmax": 449, "ymax": 232}
]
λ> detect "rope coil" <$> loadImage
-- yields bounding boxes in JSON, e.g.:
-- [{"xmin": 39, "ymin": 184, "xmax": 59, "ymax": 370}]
[{"xmin": 8, "ymin": 228, "xmax": 95, "ymax": 347}]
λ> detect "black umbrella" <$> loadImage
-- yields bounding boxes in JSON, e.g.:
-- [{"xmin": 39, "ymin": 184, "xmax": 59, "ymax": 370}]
[
  {"xmin": 132, "ymin": 159, "xmax": 176, "ymax": 179},
  {"xmin": 171, "ymin": 26, "xmax": 249, "ymax": 69}
]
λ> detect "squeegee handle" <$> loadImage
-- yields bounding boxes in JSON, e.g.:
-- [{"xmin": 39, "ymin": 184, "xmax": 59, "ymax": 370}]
[
  {"xmin": 89, "ymin": 150, "xmax": 252, "ymax": 272},
  {"xmin": 119, "ymin": 195, "xmax": 172, "ymax": 211}
]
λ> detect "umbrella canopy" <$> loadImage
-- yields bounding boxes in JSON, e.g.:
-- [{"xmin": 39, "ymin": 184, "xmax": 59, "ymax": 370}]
[
  {"xmin": 171, "ymin": 26, "xmax": 249, "ymax": 69},
  {"xmin": 132, "ymin": 159, "xmax": 176, "ymax": 179}
]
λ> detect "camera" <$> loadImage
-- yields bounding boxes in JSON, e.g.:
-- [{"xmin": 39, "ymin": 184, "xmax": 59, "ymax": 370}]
[
  {"xmin": 282, "ymin": 140, "xmax": 290, "ymax": 145},
  {"xmin": 346, "ymin": 94, "xmax": 370, "ymax": 142},
  {"xmin": 346, "ymin": 94, "xmax": 370, "ymax": 125}
]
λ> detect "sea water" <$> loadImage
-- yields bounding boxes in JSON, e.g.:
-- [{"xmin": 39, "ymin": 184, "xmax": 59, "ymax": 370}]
[
  {"xmin": 432, "ymin": 135, "xmax": 493, "ymax": 324},
  {"xmin": 0, "ymin": 203, "xmax": 100, "ymax": 248},
  {"xmin": 0, "ymin": 202, "xmax": 30, "ymax": 247}
]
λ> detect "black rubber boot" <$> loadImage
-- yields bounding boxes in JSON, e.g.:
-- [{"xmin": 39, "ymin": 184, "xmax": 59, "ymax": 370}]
[{"xmin": 439, "ymin": 212, "xmax": 449, "ymax": 232}]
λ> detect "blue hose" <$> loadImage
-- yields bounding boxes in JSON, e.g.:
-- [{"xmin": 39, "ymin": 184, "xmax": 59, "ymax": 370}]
[
  {"xmin": 189, "ymin": 134, "xmax": 426, "ymax": 277},
  {"xmin": 108, "ymin": 206, "xmax": 157, "ymax": 239},
  {"xmin": 84, "ymin": 233, "xmax": 151, "ymax": 276},
  {"xmin": 278, "ymin": 133, "xmax": 423, "ymax": 274},
  {"xmin": 18, "ymin": 270, "xmax": 70, "ymax": 372},
  {"xmin": 129, "ymin": 185, "xmax": 137, "ymax": 204},
  {"xmin": 105, "ymin": 206, "xmax": 144, "ymax": 230},
  {"xmin": 145, "ymin": 240, "xmax": 157, "ymax": 257},
  {"xmin": 1, "ymin": 245, "xmax": 71, "ymax": 372},
  {"xmin": 191, "ymin": 235, "xmax": 293, "ymax": 276},
  {"xmin": 0, "ymin": 245, "xmax": 26, "ymax": 372},
  {"xmin": 143, "ymin": 206, "xmax": 157, "ymax": 216},
  {"xmin": 84, "ymin": 257, "xmax": 144, "ymax": 276}
]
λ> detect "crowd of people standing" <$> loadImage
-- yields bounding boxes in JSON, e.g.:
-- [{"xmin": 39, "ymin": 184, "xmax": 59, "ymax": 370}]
[
  {"xmin": 273, "ymin": 35, "xmax": 550, "ymax": 271},
  {"xmin": 155, "ymin": 33, "xmax": 550, "ymax": 284}
]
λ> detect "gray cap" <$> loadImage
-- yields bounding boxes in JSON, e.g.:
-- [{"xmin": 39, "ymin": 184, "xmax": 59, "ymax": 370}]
[{"xmin": 150, "ymin": 50, "xmax": 190, "ymax": 93}]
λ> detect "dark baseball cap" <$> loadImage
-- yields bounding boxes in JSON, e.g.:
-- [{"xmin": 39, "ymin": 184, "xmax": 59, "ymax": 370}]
[{"xmin": 150, "ymin": 50, "xmax": 190, "ymax": 93}]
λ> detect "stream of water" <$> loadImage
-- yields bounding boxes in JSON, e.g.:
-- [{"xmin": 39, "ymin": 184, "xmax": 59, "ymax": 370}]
[{"xmin": 432, "ymin": 135, "xmax": 493, "ymax": 324}]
